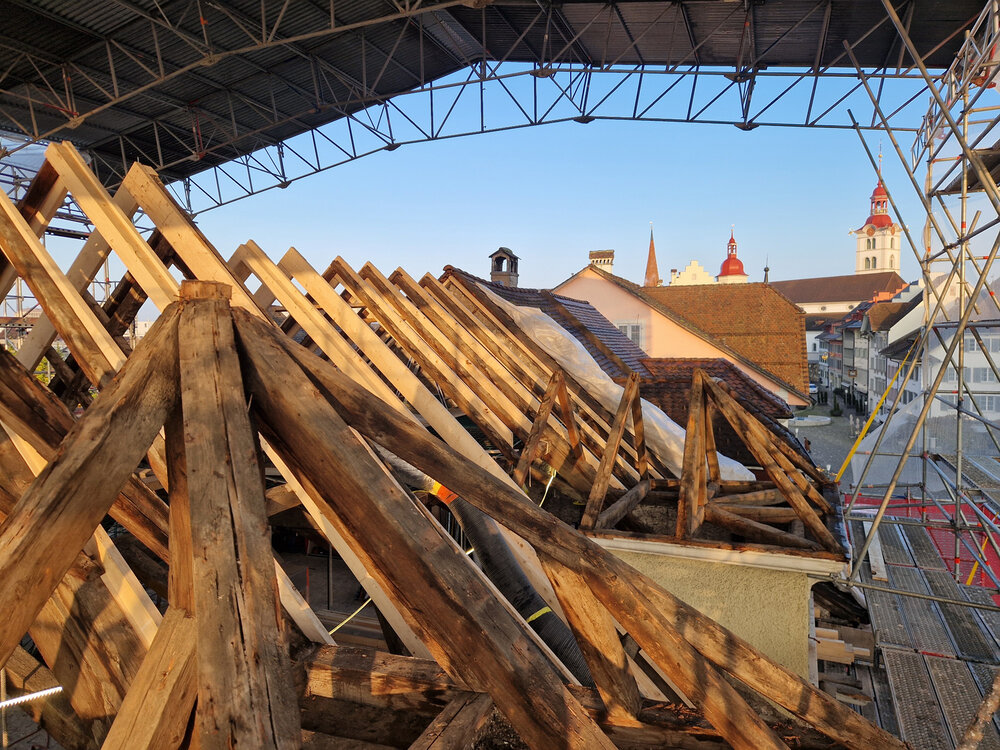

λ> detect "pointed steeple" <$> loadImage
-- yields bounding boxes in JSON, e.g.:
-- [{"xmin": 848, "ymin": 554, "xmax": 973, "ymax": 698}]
[{"xmin": 644, "ymin": 223, "xmax": 661, "ymax": 287}]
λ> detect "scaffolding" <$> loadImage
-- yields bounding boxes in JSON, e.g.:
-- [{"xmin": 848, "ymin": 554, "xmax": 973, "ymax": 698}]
[{"xmin": 835, "ymin": 1, "xmax": 1000, "ymax": 615}]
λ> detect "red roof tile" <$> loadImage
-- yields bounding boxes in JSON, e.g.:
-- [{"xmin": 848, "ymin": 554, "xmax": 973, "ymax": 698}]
[{"xmin": 769, "ymin": 272, "xmax": 908, "ymax": 305}]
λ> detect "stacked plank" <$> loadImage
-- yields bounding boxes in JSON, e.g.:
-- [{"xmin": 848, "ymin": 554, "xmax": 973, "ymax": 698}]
[{"xmin": 0, "ymin": 142, "xmax": 897, "ymax": 749}]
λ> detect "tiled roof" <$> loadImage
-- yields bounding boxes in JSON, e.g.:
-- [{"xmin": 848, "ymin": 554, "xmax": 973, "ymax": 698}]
[
  {"xmin": 865, "ymin": 297, "xmax": 920, "ymax": 331},
  {"xmin": 769, "ymin": 272, "xmax": 908, "ymax": 305},
  {"xmin": 639, "ymin": 282, "xmax": 809, "ymax": 396},
  {"xmin": 804, "ymin": 314, "xmax": 839, "ymax": 332},
  {"xmin": 574, "ymin": 265, "xmax": 809, "ymax": 400},
  {"xmin": 639, "ymin": 358, "xmax": 799, "ymax": 463},
  {"xmin": 441, "ymin": 267, "xmax": 649, "ymax": 380}
]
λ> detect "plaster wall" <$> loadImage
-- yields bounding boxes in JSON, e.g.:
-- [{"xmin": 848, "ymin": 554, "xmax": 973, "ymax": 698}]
[
  {"xmin": 557, "ymin": 269, "xmax": 807, "ymax": 406},
  {"xmin": 610, "ymin": 549, "xmax": 814, "ymax": 678}
]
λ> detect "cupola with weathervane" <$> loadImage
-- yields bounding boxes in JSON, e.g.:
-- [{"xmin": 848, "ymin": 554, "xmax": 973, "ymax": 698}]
[{"xmin": 489, "ymin": 247, "xmax": 519, "ymax": 287}]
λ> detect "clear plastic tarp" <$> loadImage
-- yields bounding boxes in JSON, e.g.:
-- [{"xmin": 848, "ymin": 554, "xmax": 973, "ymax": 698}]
[
  {"xmin": 849, "ymin": 270, "xmax": 1000, "ymax": 498},
  {"xmin": 481, "ymin": 285, "xmax": 754, "ymax": 482}
]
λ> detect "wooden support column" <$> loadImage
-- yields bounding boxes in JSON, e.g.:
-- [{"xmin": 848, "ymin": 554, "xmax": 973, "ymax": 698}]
[
  {"xmin": 0, "ymin": 306, "xmax": 179, "ymax": 671},
  {"xmin": 177, "ymin": 281, "xmax": 301, "ymax": 749},
  {"xmin": 581, "ymin": 374, "xmax": 640, "ymax": 529},
  {"xmin": 100, "ymin": 607, "xmax": 198, "ymax": 750},
  {"xmin": 512, "ymin": 371, "xmax": 562, "ymax": 487},
  {"xmin": 233, "ymin": 309, "xmax": 614, "ymax": 749},
  {"xmin": 676, "ymin": 373, "xmax": 708, "ymax": 539}
]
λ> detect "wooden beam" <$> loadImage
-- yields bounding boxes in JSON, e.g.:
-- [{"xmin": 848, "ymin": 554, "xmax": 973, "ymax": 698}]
[
  {"xmin": 701, "ymin": 376, "xmax": 840, "ymax": 552},
  {"xmin": 540, "ymin": 554, "xmax": 642, "ymax": 726},
  {"xmin": 272, "ymin": 330, "xmax": 897, "ymax": 750},
  {"xmin": 101, "ymin": 608, "xmax": 198, "ymax": 750},
  {"xmin": 177, "ymin": 281, "xmax": 301, "ymax": 749},
  {"xmin": 676, "ymin": 374, "xmax": 707, "ymax": 539},
  {"xmin": 408, "ymin": 693, "xmax": 494, "ymax": 750},
  {"xmin": 581, "ymin": 374, "xmax": 640, "ymax": 529},
  {"xmin": 44, "ymin": 143, "xmax": 178, "ymax": 310},
  {"xmin": 233, "ymin": 309, "xmax": 614, "ymax": 749},
  {"xmin": 0, "ymin": 306, "xmax": 179, "ymax": 670},
  {"xmin": 0, "ymin": 161, "xmax": 66, "ymax": 298},
  {"xmin": 512, "ymin": 371, "xmax": 562, "ymax": 487},
  {"xmin": 595, "ymin": 479, "xmax": 652, "ymax": 530},
  {"xmin": 703, "ymin": 505, "xmax": 821, "ymax": 550}
]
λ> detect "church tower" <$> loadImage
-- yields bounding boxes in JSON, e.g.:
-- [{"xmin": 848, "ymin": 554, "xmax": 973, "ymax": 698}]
[
  {"xmin": 852, "ymin": 177, "xmax": 900, "ymax": 274},
  {"xmin": 717, "ymin": 228, "xmax": 748, "ymax": 284}
]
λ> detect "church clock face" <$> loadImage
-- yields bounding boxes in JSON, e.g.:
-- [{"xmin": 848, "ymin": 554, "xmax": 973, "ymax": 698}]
[{"xmin": 866, "ymin": 227, "xmax": 875, "ymax": 237}]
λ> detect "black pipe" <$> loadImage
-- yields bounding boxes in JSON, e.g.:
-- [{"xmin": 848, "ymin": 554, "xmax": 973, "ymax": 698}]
[{"xmin": 374, "ymin": 446, "xmax": 594, "ymax": 686}]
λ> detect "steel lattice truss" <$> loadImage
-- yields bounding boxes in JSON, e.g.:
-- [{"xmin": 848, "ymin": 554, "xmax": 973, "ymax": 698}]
[{"xmin": 0, "ymin": 0, "xmax": 984, "ymax": 213}]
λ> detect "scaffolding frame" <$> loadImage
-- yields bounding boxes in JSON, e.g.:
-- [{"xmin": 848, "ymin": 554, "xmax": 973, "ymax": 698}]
[{"xmin": 834, "ymin": 0, "xmax": 1000, "ymax": 615}]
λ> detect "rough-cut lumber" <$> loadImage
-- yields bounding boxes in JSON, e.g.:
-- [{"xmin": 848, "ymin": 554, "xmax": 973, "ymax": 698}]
[
  {"xmin": 512, "ymin": 370, "xmax": 562, "ymax": 486},
  {"xmin": 0, "ymin": 347, "xmax": 169, "ymax": 560},
  {"xmin": 540, "ymin": 553, "xmax": 642, "ymax": 725},
  {"xmin": 408, "ymin": 693, "xmax": 494, "ymax": 750},
  {"xmin": 0, "ymin": 161, "xmax": 65, "ymax": 297},
  {"xmin": 581, "ymin": 373, "xmax": 640, "ymax": 529},
  {"xmin": 703, "ymin": 505, "xmax": 821, "ymax": 550},
  {"xmin": 0, "ymin": 182, "xmax": 127, "ymax": 386},
  {"xmin": 178, "ymin": 282, "xmax": 301, "ymax": 749},
  {"xmin": 3, "ymin": 646, "xmax": 94, "ymax": 750},
  {"xmin": 701, "ymin": 376, "xmax": 839, "ymax": 552},
  {"xmin": 676, "ymin": 374, "xmax": 707, "ymax": 538},
  {"xmin": 259, "ymin": 314, "xmax": 898, "ymax": 750},
  {"xmin": 100, "ymin": 607, "xmax": 197, "ymax": 750},
  {"xmin": 234, "ymin": 309, "xmax": 614, "ymax": 749},
  {"xmin": 596, "ymin": 479, "xmax": 652, "ymax": 530},
  {"xmin": 710, "ymin": 504, "xmax": 801, "ymax": 523},
  {"xmin": 44, "ymin": 143, "xmax": 178, "ymax": 310},
  {"xmin": 0, "ymin": 306, "xmax": 179, "ymax": 671}
]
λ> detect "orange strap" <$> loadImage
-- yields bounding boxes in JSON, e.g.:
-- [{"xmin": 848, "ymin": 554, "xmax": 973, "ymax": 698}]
[{"xmin": 430, "ymin": 481, "xmax": 459, "ymax": 504}]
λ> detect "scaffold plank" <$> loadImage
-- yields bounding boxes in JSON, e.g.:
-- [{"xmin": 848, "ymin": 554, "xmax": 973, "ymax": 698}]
[
  {"xmin": 876, "ymin": 522, "xmax": 916, "ymax": 566},
  {"xmin": 962, "ymin": 586, "xmax": 1000, "ymax": 653},
  {"xmin": 901, "ymin": 524, "xmax": 949, "ymax": 570},
  {"xmin": 882, "ymin": 648, "xmax": 951, "ymax": 749},
  {"xmin": 860, "ymin": 563, "xmax": 913, "ymax": 649},
  {"xmin": 926, "ymin": 655, "xmax": 1000, "ymax": 750},
  {"xmin": 924, "ymin": 570, "xmax": 998, "ymax": 661},
  {"xmin": 887, "ymin": 565, "xmax": 956, "ymax": 657}
]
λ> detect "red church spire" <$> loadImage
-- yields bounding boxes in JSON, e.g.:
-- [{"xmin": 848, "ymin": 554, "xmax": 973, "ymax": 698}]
[{"xmin": 719, "ymin": 226, "xmax": 745, "ymax": 277}]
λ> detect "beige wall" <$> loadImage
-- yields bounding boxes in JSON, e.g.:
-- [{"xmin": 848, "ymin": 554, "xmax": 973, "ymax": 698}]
[
  {"xmin": 556, "ymin": 268, "xmax": 807, "ymax": 406},
  {"xmin": 607, "ymin": 547, "xmax": 819, "ymax": 679}
]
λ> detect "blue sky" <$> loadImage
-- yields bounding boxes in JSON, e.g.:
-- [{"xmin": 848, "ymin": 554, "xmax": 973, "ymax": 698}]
[{"xmin": 194, "ymin": 117, "xmax": 932, "ymax": 291}]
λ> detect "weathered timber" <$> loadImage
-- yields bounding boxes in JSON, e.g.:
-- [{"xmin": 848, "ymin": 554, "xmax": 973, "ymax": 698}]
[
  {"xmin": 262, "ymin": 317, "xmax": 896, "ymax": 750},
  {"xmin": 676, "ymin": 374, "xmax": 707, "ymax": 538},
  {"xmin": 101, "ymin": 607, "xmax": 197, "ymax": 750},
  {"xmin": 4, "ymin": 646, "xmax": 94, "ymax": 750},
  {"xmin": 540, "ymin": 553, "xmax": 642, "ymax": 725},
  {"xmin": 703, "ymin": 505, "xmax": 821, "ymax": 550},
  {"xmin": 0, "ymin": 347, "xmax": 169, "ymax": 560},
  {"xmin": 701, "ymin": 376, "xmax": 839, "ymax": 552},
  {"xmin": 581, "ymin": 373, "xmax": 641, "ymax": 529},
  {"xmin": 512, "ymin": 371, "xmax": 562, "ymax": 487},
  {"xmin": 0, "ymin": 306, "xmax": 179, "ymax": 671},
  {"xmin": 711, "ymin": 489, "xmax": 785, "ymax": 506},
  {"xmin": 0, "ymin": 161, "xmax": 65, "ymax": 297},
  {"xmin": 711, "ymin": 504, "xmax": 802, "ymax": 523},
  {"xmin": 596, "ymin": 479, "xmax": 652, "ymax": 530},
  {"xmin": 408, "ymin": 693, "xmax": 494, "ymax": 750},
  {"xmin": 233, "ymin": 309, "xmax": 615, "ymax": 749},
  {"xmin": 178, "ymin": 282, "xmax": 301, "ymax": 750},
  {"xmin": 44, "ymin": 143, "xmax": 178, "ymax": 310}
]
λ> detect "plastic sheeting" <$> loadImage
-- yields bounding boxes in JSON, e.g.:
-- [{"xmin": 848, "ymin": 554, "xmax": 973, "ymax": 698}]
[
  {"xmin": 480, "ymin": 285, "xmax": 754, "ymax": 482},
  {"xmin": 849, "ymin": 272, "xmax": 1000, "ymax": 497}
]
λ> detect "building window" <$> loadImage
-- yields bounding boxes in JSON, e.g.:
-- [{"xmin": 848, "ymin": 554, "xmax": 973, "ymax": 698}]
[
  {"xmin": 617, "ymin": 323, "xmax": 644, "ymax": 350},
  {"xmin": 872, "ymin": 257, "xmax": 877, "ymax": 269},
  {"xmin": 889, "ymin": 255, "xmax": 894, "ymax": 268},
  {"xmin": 865, "ymin": 258, "xmax": 871, "ymax": 269},
  {"xmin": 812, "ymin": 343, "xmax": 817, "ymax": 351}
]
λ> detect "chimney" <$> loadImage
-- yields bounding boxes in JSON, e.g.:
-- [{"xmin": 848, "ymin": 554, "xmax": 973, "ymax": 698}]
[
  {"xmin": 489, "ymin": 247, "xmax": 519, "ymax": 287},
  {"xmin": 589, "ymin": 249, "xmax": 615, "ymax": 275}
]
